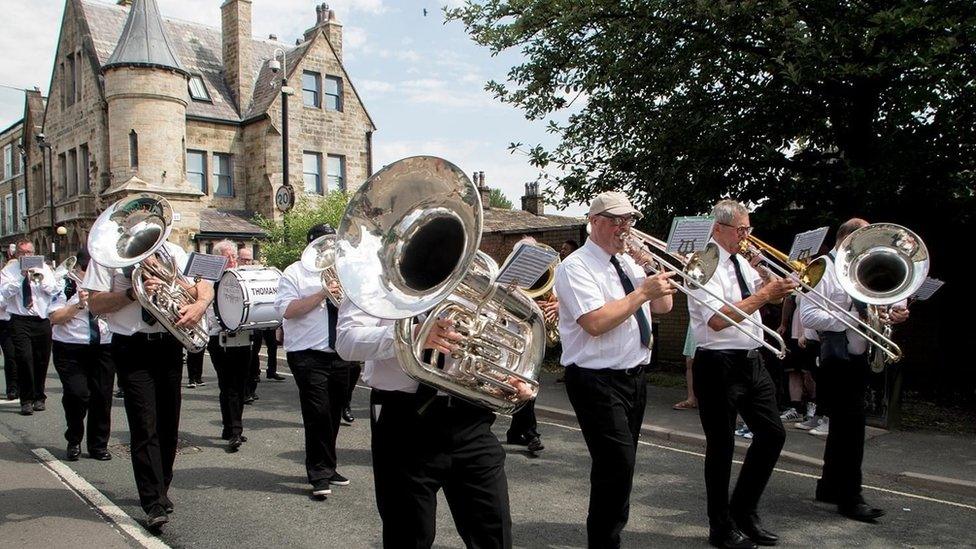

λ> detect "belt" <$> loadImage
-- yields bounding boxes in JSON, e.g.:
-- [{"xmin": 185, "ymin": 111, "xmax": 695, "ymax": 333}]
[
  {"xmin": 566, "ymin": 363, "xmax": 646, "ymax": 376},
  {"xmin": 697, "ymin": 348, "xmax": 760, "ymax": 359},
  {"xmin": 117, "ymin": 331, "xmax": 174, "ymax": 342}
]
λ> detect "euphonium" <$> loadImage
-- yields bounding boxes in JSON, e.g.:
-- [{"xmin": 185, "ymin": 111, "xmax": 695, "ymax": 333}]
[
  {"xmin": 87, "ymin": 192, "xmax": 210, "ymax": 352},
  {"xmin": 335, "ymin": 156, "xmax": 545, "ymax": 414},
  {"xmin": 300, "ymin": 233, "xmax": 344, "ymax": 308}
]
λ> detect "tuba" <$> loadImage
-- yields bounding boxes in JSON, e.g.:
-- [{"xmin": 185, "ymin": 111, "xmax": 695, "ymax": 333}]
[
  {"xmin": 335, "ymin": 156, "xmax": 545, "ymax": 414},
  {"xmin": 88, "ymin": 192, "xmax": 210, "ymax": 352},
  {"xmin": 300, "ymin": 233, "xmax": 344, "ymax": 308}
]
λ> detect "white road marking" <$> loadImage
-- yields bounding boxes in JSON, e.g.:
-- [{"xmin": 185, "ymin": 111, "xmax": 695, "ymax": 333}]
[{"xmin": 31, "ymin": 448, "xmax": 171, "ymax": 548}]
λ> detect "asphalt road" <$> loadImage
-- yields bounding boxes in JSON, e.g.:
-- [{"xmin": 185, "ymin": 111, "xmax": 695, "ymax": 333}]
[{"xmin": 1, "ymin": 359, "xmax": 974, "ymax": 548}]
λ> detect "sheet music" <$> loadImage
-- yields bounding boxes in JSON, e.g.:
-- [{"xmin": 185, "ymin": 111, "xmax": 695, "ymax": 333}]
[
  {"xmin": 184, "ymin": 252, "xmax": 228, "ymax": 281},
  {"xmin": 911, "ymin": 277, "xmax": 944, "ymax": 301},
  {"xmin": 495, "ymin": 243, "xmax": 559, "ymax": 288},
  {"xmin": 788, "ymin": 227, "xmax": 829, "ymax": 261},
  {"xmin": 666, "ymin": 216, "xmax": 715, "ymax": 254},
  {"xmin": 20, "ymin": 255, "xmax": 45, "ymax": 271}
]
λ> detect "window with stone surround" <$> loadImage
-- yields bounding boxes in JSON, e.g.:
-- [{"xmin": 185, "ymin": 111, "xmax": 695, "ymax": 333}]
[
  {"xmin": 58, "ymin": 152, "xmax": 67, "ymax": 199},
  {"xmin": 16, "ymin": 189, "xmax": 25, "ymax": 232},
  {"xmin": 2, "ymin": 144, "xmax": 11, "ymax": 179},
  {"xmin": 302, "ymin": 71, "xmax": 321, "ymax": 108},
  {"xmin": 79, "ymin": 144, "xmax": 90, "ymax": 193},
  {"xmin": 66, "ymin": 53, "xmax": 76, "ymax": 107},
  {"xmin": 213, "ymin": 153, "xmax": 233, "ymax": 197},
  {"xmin": 67, "ymin": 148, "xmax": 77, "ymax": 196},
  {"xmin": 303, "ymin": 151, "xmax": 322, "ymax": 194},
  {"xmin": 188, "ymin": 75, "xmax": 212, "ymax": 102},
  {"xmin": 187, "ymin": 150, "xmax": 207, "ymax": 194},
  {"xmin": 129, "ymin": 130, "xmax": 138, "ymax": 167},
  {"xmin": 327, "ymin": 154, "xmax": 345, "ymax": 191},
  {"xmin": 324, "ymin": 76, "xmax": 342, "ymax": 111},
  {"xmin": 2, "ymin": 194, "xmax": 11, "ymax": 236}
]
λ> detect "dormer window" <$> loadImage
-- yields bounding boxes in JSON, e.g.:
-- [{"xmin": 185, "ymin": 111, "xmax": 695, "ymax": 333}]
[{"xmin": 188, "ymin": 75, "xmax": 212, "ymax": 102}]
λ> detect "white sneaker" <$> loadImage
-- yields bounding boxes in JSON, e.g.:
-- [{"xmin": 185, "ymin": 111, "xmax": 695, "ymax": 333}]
[
  {"xmin": 809, "ymin": 418, "xmax": 830, "ymax": 436},
  {"xmin": 734, "ymin": 425, "xmax": 754, "ymax": 439},
  {"xmin": 780, "ymin": 407, "xmax": 803, "ymax": 422},
  {"xmin": 795, "ymin": 415, "xmax": 819, "ymax": 430}
]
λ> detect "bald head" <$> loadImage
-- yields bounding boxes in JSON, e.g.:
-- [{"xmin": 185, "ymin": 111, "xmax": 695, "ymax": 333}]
[{"xmin": 835, "ymin": 218, "xmax": 869, "ymax": 248}]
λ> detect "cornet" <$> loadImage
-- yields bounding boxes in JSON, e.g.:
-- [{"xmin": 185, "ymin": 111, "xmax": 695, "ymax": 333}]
[{"xmin": 300, "ymin": 234, "xmax": 344, "ymax": 308}]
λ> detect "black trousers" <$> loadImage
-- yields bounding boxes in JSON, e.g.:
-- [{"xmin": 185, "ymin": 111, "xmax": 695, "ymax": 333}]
[
  {"xmin": 344, "ymin": 361, "xmax": 362, "ymax": 409},
  {"xmin": 250, "ymin": 328, "xmax": 278, "ymax": 376},
  {"xmin": 693, "ymin": 349, "xmax": 785, "ymax": 533},
  {"xmin": 52, "ymin": 341, "xmax": 115, "ymax": 452},
  {"xmin": 0, "ymin": 319, "xmax": 17, "ymax": 395},
  {"xmin": 564, "ymin": 365, "xmax": 647, "ymax": 549},
  {"xmin": 186, "ymin": 348, "xmax": 204, "ymax": 382},
  {"xmin": 816, "ymin": 353, "xmax": 869, "ymax": 505},
  {"xmin": 287, "ymin": 349, "xmax": 349, "ymax": 485},
  {"xmin": 370, "ymin": 389, "xmax": 512, "ymax": 549},
  {"xmin": 113, "ymin": 332, "xmax": 183, "ymax": 514},
  {"xmin": 207, "ymin": 336, "xmax": 250, "ymax": 438},
  {"xmin": 505, "ymin": 398, "xmax": 539, "ymax": 443},
  {"xmin": 11, "ymin": 314, "xmax": 52, "ymax": 405}
]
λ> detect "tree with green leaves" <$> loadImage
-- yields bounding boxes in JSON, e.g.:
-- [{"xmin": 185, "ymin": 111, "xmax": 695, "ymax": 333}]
[
  {"xmin": 489, "ymin": 187, "xmax": 513, "ymax": 209},
  {"xmin": 252, "ymin": 191, "xmax": 349, "ymax": 270},
  {"xmin": 448, "ymin": 1, "xmax": 976, "ymax": 405}
]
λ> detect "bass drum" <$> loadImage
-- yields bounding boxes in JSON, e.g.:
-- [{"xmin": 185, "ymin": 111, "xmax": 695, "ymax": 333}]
[{"xmin": 215, "ymin": 266, "xmax": 283, "ymax": 331}]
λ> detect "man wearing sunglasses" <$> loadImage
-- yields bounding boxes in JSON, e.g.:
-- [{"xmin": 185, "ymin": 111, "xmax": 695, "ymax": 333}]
[
  {"xmin": 687, "ymin": 199, "xmax": 797, "ymax": 549},
  {"xmin": 554, "ymin": 191, "xmax": 676, "ymax": 548}
]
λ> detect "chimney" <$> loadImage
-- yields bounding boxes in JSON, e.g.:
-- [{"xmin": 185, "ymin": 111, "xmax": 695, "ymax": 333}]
[
  {"xmin": 521, "ymin": 182, "xmax": 545, "ymax": 215},
  {"xmin": 221, "ymin": 0, "xmax": 254, "ymax": 113},
  {"xmin": 476, "ymin": 171, "xmax": 491, "ymax": 208},
  {"xmin": 303, "ymin": 3, "xmax": 344, "ymax": 61},
  {"xmin": 117, "ymin": 0, "xmax": 132, "ymax": 6}
]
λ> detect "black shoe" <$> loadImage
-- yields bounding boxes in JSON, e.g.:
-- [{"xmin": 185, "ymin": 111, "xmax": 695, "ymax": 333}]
[
  {"xmin": 709, "ymin": 528, "xmax": 758, "ymax": 549},
  {"xmin": 228, "ymin": 435, "xmax": 244, "ymax": 452},
  {"xmin": 814, "ymin": 482, "xmax": 839, "ymax": 504},
  {"xmin": 66, "ymin": 444, "xmax": 81, "ymax": 461},
  {"xmin": 32, "ymin": 400, "xmax": 45, "ymax": 412},
  {"xmin": 160, "ymin": 495, "xmax": 174, "ymax": 514},
  {"xmin": 267, "ymin": 373, "xmax": 286, "ymax": 381},
  {"xmin": 243, "ymin": 394, "xmax": 255, "ymax": 405},
  {"xmin": 329, "ymin": 472, "xmax": 350, "ymax": 486},
  {"xmin": 341, "ymin": 407, "xmax": 355, "ymax": 423},
  {"xmin": 733, "ymin": 514, "xmax": 778, "ymax": 546},
  {"xmin": 838, "ymin": 502, "xmax": 885, "ymax": 522},
  {"xmin": 196, "ymin": 379, "xmax": 206, "ymax": 386},
  {"xmin": 5, "ymin": 391, "xmax": 16, "ymax": 401},
  {"xmin": 146, "ymin": 505, "xmax": 169, "ymax": 530},
  {"xmin": 311, "ymin": 480, "xmax": 332, "ymax": 497},
  {"xmin": 115, "ymin": 389, "xmax": 124, "ymax": 399},
  {"xmin": 506, "ymin": 435, "xmax": 528, "ymax": 446},
  {"xmin": 527, "ymin": 437, "xmax": 545, "ymax": 453},
  {"xmin": 89, "ymin": 449, "xmax": 112, "ymax": 461},
  {"xmin": 20, "ymin": 403, "xmax": 33, "ymax": 416}
]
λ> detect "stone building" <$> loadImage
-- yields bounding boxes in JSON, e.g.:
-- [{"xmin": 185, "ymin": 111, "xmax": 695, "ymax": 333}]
[{"xmin": 15, "ymin": 0, "xmax": 374, "ymax": 258}]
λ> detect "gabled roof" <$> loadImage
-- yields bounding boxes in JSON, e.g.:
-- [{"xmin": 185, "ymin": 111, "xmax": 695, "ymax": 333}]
[
  {"xmin": 103, "ymin": 0, "xmax": 187, "ymax": 75},
  {"xmin": 483, "ymin": 209, "xmax": 585, "ymax": 234}
]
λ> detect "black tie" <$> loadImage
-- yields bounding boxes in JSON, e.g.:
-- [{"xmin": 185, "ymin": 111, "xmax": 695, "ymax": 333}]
[
  {"xmin": 731, "ymin": 255, "xmax": 752, "ymax": 299},
  {"xmin": 609, "ymin": 256, "xmax": 652, "ymax": 348},
  {"xmin": 327, "ymin": 301, "xmax": 338, "ymax": 350},
  {"xmin": 89, "ymin": 312, "xmax": 101, "ymax": 345},
  {"xmin": 22, "ymin": 276, "xmax": 32, "ymax": 308},
  {"xmin": 141, "ymin": 305, "xmax": 158, "ymax": 325}
]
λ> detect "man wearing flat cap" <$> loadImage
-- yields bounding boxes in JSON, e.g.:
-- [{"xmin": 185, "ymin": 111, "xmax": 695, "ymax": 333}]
[{"xmin": 553, "ymin": 191, "xmax": 677, "ymax": 548}]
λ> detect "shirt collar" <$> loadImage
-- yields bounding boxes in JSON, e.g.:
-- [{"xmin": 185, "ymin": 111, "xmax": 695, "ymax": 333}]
[
  {"xmin": 583, "ymin": 237, "xmax": 614, "ymax": 265},
  {"xmin": 712, "ymin": 238, "xmax": 736, "ymax": 266}
]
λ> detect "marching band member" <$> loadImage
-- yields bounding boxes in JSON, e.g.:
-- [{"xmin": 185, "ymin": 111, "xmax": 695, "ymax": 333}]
[
  {"xmin": 85, "ymin": 237, "xmax": 212, "ymax": 530},
  {"xmin": 553, "ymin": 191, "xmax": 675, "ymax": 549},
  {"xmin": 275, "ymin": 224, "xmax": 351, "ymax": 497},
  {"xmin": 1, "ymin": 240, "xmax": 57, "ymax": 416},
  {"xmin": 48, "ymin": 248, "xmax": 114, "ymax": 461},
  {"xmin": 335, "ymin": 301, "xmax": 517, "ymax": 548},
  {"xmin": 0, "ymin": 264, "xmax": 18, "ymax": 401},
  {"xmin": 206, "ymin": 240, "xmax": 251, "ymax": 452},
  {"xmin": 799, "ymin": 218, "xmax": 909, "ymax": 522},
  {"xmin": 687, "ymin": 200, "xmax": 795, "ymax": 549}
]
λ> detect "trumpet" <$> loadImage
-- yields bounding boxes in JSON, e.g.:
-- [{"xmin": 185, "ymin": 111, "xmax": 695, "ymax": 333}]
[
  {"xmin": 615, "ymin": 226, "xmax": 789, "ymax": 359},
  {"xmin": 300, "ymin": 233, "xmax": 344, "ymax": 308},
  {"xmin": 740, "ymin": 223, "xmax": 928, "ymax": 363}
]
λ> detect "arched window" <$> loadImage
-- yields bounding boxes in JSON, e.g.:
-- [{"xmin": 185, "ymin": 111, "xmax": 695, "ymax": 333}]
[{"xmin": 129, "ymin": 130, "xmax": 139, "ymax": 167}]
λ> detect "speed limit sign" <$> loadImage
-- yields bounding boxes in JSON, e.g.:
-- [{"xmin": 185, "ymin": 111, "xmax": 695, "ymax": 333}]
[{"xmin": 275, "ymin": 184, "xmax": 295, "ymax": 212}]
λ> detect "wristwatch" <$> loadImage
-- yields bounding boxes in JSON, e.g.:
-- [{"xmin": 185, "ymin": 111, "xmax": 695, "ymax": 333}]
[{"xmin": 125, "ymin": 288, "xmax": 137, "ymax": 302}]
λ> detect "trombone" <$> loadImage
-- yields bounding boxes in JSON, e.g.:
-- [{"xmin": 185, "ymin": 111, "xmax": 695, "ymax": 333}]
[
  {"xmin": 740, "ymin": 223, "xmax": 928, "ymax": 362},
  {"xmin": 600, "ymin": 225, "xmax": 789, "ymax": 359}
]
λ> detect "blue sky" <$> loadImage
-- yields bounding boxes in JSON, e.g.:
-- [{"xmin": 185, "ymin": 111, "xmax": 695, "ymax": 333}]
[{"xmin": 0, "ymin": 0, "xmax": 586, "ymax": 215}]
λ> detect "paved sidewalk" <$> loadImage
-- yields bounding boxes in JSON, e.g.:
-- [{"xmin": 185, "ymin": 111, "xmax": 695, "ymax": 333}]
[{"xmin": 0, "ymin": 430, "xmax": 139, "ymax": 548}]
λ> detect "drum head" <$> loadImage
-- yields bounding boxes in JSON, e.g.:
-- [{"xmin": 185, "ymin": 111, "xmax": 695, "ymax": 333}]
[{"xmin": 216, "ymin": 271, "xmax": 246, "ymax": 331}]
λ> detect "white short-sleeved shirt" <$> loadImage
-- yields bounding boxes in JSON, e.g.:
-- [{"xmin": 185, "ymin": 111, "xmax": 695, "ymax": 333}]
[
  {"xmin": 275, "ymin": 261, "xmax": 334, "ymax": 353},
  {"xmin": 82, "ymin": 242, "xmax": 189, "ymax": 336},
  {"xmin": 49, "ymin": 287, "xmax": 113, "ymax": 345},
  {"xmin": 335, "ymin": 298, "xmax": 418, "ymax": 393},
  {"xmin": 790, "ymin": 294, "xmax": 819, "ymax": 342},
  {"xmin": 687, "ymin": 239, "xmax": 764, "ymax": 351},
  {"xmin": 553, "ymin": 238, "xmax": 653, "ymax": 369},
  {"xmin": 1, "ymin": 260, "xmax": 58, "ymax": 319},
  {"xmin": 799, "ymin": 253, "xmax": 868, "ymax": 355}
]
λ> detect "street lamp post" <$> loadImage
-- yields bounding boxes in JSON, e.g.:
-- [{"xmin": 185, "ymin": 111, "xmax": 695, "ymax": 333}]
[
  {"xmin": 36, "ymin": 133, "xmax": 56, "ymax": 259},
  {"xmin": 269, "ymin": 48, "xmax": 296, "ymax": 242},
  {"xmin": 56, "ymin": 225, "xmax": 67, "ymax": 262}
]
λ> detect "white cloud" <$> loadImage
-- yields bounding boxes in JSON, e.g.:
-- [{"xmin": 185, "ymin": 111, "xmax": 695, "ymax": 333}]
[
  {"xmin": 358, "ymin": 79, "xmax": 395, "ymax": 95},
  {"xmin": 343, "ymin": 26, "xmax": 368, "ymax": 51},
  {"xmin": 397, "ymin": 78, "xmax": 498, "ymax": 109}
]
